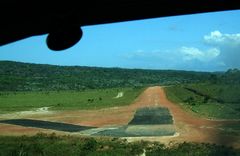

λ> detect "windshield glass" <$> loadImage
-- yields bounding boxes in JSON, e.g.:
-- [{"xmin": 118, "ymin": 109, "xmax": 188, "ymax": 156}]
[
  {"xmin": 0, "ymin": 10, "xmax": 240, "ymax": 155},
  {"xmin": 1, "ymin": 10, "xmax": 239, "ymax": 71}
]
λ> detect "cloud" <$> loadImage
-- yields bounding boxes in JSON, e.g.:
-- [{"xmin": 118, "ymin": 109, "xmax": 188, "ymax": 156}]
[
  {"xmin": 204, "ymin": 30, "xmax": 240, "ymax": 47},
  {"xmin": 204, "ymin": 30, "xmax": 240, "ymax": 68},
  {"xmin": 122, "ymin": 47, "xmax": 221, "ymax": 71},
  {"xmin": 122, "ymin": 30, "xmax": 240, "ymax": 71},
  {"xmin": 180, "ymin": 46, "xmax": 220, "ymax": 61}
]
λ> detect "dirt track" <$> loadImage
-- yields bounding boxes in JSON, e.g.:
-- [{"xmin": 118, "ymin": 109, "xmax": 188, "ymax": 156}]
[
  {"xmin": 0, "ymin": 86, "xmax": 239, "ymax": 147},
  {"xmin": 146, "ymin": 87, "xmax": 240, "ymax": 148}
]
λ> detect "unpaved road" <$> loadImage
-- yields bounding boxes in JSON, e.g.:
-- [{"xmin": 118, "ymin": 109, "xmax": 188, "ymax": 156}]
[
  {"xmin": 0, "ymin": 86, "xmax": 239, "ymax": 147},
  {"xmin": 139, "ymin": 87, "xmax": 240, "ymax": 148}
]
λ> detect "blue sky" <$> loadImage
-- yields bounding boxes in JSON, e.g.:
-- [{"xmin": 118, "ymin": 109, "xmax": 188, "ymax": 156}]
[{"xmin": 1, "ymin": 10, "xmax": 240, "ymax": 71}]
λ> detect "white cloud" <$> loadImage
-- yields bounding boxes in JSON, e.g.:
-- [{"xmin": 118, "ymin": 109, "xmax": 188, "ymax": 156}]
[
  {"xmin": 180, "ymin": 46, "xmax": 220, "ymax": 61},
  {"xmin": 204, "ymin": 30, "xmax": 240, "ymax": 47},
  {"xmin": 203, "ymin": 30, "xmax": 240, "ymax": 68},
  {"xmin": 122, "ymin": 30, "xmax": 240, "ymax": 71},
  {"xmin": 121, "ymin": 47, "xmax": 222, "ymax": 71}
]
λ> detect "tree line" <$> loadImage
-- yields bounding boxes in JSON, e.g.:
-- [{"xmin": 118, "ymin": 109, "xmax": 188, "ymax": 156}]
[{"xmin": 0, "ymin": 61, "xmax": 239, "ymax": 91}]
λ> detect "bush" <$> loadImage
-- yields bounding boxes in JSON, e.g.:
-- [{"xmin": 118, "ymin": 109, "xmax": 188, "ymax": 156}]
[{"xmin": 0, "ymin": 134, "xmax": 239, "ymax": 156}]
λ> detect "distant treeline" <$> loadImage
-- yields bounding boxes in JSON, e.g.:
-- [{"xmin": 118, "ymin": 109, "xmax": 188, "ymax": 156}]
[{"xmin": 0, "ymin": 61, "xmax": 239, "ymax": 91}]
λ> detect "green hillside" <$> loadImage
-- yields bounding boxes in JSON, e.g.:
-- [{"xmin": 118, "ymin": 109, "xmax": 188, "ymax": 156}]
[
  {"xmin": 165, "ymin": 83, "xmax": 240, "ymax": 119},
  {"xmin": 0, "ymin": 61, "xmax": 211, "ymax": 91}
]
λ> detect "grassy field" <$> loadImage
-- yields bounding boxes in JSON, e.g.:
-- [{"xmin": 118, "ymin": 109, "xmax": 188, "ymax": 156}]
[
  {"xmin": 0, "ymin": 133, "xmax": 239, "ymax": 156},
  {"xmin": 0, "ymin": 87, "xmax": 144, "ymax": 113},
  {"xmin": 164, "ymin": 84, "xmax": 240, "ymax": 119}
]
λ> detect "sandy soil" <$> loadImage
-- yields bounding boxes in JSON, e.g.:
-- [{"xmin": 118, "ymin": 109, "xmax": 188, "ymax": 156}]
[{"xmin": 0, "ymin": 86, "xmax": 239, "ymax": 148}]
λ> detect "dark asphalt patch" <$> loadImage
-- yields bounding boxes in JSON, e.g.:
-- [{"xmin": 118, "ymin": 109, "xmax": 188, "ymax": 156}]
[{"xmin": 0, "ymin": 119, "xmax": 96, "ymax": 132}]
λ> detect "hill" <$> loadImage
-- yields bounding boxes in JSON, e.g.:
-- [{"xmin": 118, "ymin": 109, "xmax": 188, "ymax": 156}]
[
  {"xmin": 0, "ymin": 61, "xmax": 211, "ymax": 91},
  {"xmin": 164, "ymin": 68, "xmax": 240, "ymax": 119}
]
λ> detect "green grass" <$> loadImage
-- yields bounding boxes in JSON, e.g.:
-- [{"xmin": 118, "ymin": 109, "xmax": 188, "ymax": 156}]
[
  {"xmin": 0, "ymin": 133, "xmax": 239, "ymax": 156},
  {"xmin": 0, "ymin": 87, "xmax": 144, "ymax": 113},
  {"xmin": 186, "ymin": 83, "xmax": 240, "ymax": 103},
  {"xmin": 164, "ymin": 84, "xmax": 240, "ymax": 119},
  {"xmin": 218, "ymin": 124, "xmax": 240, "ymax": 136}
]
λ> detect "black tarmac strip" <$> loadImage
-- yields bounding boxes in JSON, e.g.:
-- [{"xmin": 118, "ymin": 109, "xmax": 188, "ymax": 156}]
[{"xmin": 0, "ymin": 119, "xmax": 96, "ymax": 132}]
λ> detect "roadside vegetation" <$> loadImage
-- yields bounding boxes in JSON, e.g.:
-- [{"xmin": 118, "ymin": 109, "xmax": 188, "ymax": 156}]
[
  {"xmin": 0, "ymin": 87, "xmax": 144, "ymax": 113},
  {"xmin": 0, "ymin": 133, "xmax": 239, "ymax": 156},
  {"xmin": 164, "ymin": 68, "xmax": 240, "ymax": 120},
  {"xmin": 165, "ymin": 83, "xmax": 240, "ymax": 119}
]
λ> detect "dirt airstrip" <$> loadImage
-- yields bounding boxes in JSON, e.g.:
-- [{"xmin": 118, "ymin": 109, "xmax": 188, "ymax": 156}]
[{"xmin": 0, "ymin": 86, "xmax": 239, "ymax": 148}]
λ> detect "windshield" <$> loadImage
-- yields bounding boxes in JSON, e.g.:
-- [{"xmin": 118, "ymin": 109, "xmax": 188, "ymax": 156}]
[{"xmin": 0, "ymin": 10, "xmax": 240, "ymax": 155}]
